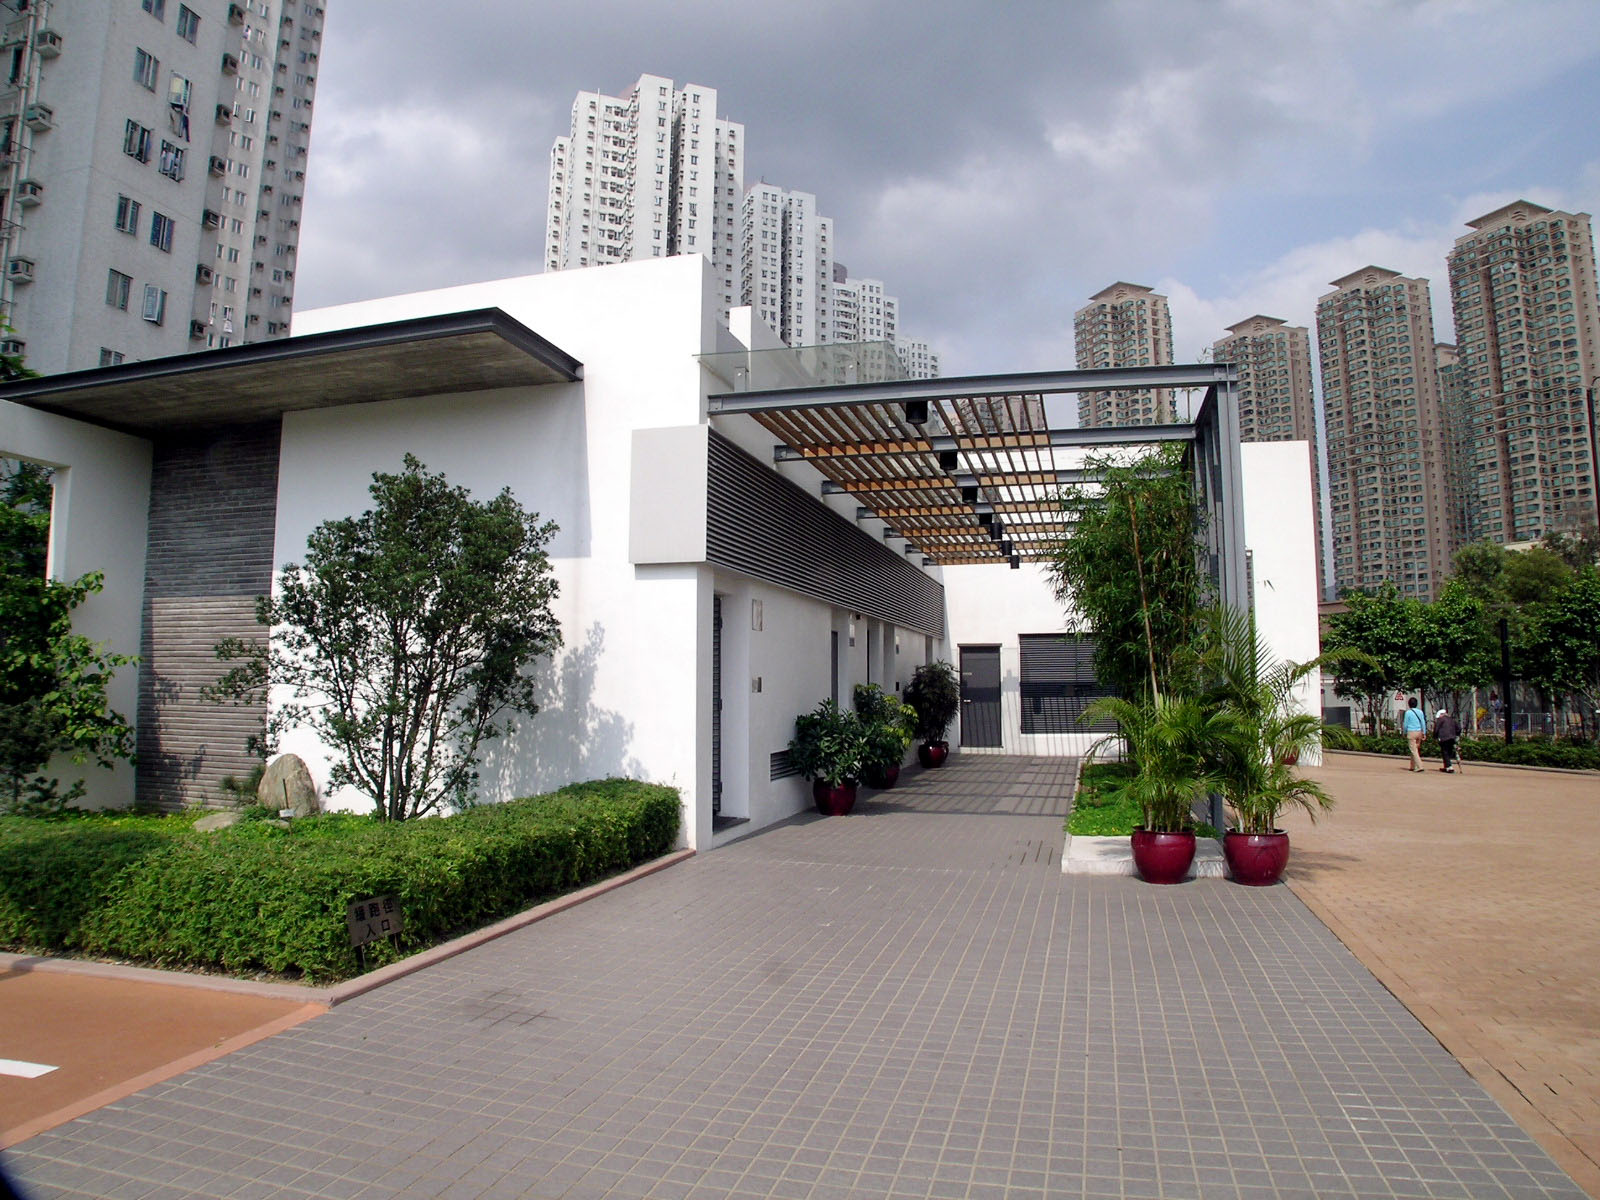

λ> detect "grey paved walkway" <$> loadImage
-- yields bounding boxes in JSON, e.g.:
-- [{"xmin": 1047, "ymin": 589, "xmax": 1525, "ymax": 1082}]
[{"xmin": 7, "ymin": 756, "xmax": 1584, "ymax": 1199}]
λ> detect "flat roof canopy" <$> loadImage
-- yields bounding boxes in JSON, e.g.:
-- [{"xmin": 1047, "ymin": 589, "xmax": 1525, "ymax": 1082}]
[
  {"xmin": 0, "ymin": 308, "xmax": 582, "ymax": 436},
  {"xmin": 708, "ymin": 363, "xmax": 1237, "ymax": 569}
]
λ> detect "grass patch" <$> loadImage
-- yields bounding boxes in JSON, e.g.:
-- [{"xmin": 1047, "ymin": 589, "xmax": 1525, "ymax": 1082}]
[
  {"xmin": 0, "ymin": 779, "xmax": 680, "ymax": 982},
  {"xmin": 1067, "ymin": 761, "xmax": 1219, "ymax": 838}
]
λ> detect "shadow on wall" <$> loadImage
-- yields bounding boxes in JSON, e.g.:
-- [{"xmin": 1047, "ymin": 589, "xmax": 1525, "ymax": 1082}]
[{"xmin": 477, "ymin": 621, "xmax": 643, "ymax": 800}]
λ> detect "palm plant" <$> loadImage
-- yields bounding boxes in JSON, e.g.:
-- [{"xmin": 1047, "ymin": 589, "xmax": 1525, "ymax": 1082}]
[
  {"xmin": 1198, "ymin": 606, "xmax": 1333, "ymax": 835},
  {"xmin": 1082, "ymin": 691, "xmax": 1227, "ymax": 833}
]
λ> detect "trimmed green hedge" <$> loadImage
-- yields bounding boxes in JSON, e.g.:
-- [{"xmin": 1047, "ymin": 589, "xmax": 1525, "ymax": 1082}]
[
  {"xmin": 0, "ymin": 780, "xmax": 680, "ymax": 982},
  {"xmin": 1338, "ymin": 733, "xmax": 1600, "ymax": 771}
]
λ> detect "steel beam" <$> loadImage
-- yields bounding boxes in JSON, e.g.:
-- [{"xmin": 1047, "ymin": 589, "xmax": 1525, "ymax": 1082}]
[
  {"xmin": 708, "ymin": 363, "xmax": 1237, "ymax": 415},
  {"xmin": 770, "ymin": 423, "xmax": 1195, "ymax": 462}
]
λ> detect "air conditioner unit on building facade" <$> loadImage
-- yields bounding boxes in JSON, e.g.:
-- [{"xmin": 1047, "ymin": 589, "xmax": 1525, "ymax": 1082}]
[
  {"xmin": 7, "ymin": 257, "xmax": 35, "ymax": 282},
  {"xmin": 16, "ymin": 179, "xmax": 42, "ymax": 205},
  {"xmin": 189, "ymin": 320, "xmax": 207, "ymax": 339},
  {"xmin": 24, "ymin": 104, "xmax": 53, "ymax": 131},
  {"xmin": 36, "ymin": 29, "xmax": 62, "ymax": 58},
  {"xmin": 209, "ymin": 155, "xmax": 226, "ymax": 176},
  {"xmin": 196, "ymin": 264, "xmax": 214, "ymax": 284},
  {"xmin": 0, "ymin": 338, "xmax": 24, "ymax": 356}
]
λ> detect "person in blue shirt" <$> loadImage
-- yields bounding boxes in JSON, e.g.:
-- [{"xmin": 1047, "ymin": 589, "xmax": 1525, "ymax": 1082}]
[{"xmin": 1402, "ymin": 698, "xmax": 1427, "ymax": 772}]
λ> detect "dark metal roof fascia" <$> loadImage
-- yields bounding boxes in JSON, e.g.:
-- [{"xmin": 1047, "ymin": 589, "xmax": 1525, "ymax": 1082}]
[{"xmin": 0, "ymin": 307, "xmax": 583, "ymax": 403}]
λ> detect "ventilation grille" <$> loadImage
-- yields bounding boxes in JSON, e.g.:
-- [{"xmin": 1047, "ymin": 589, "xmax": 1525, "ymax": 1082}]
[
  {"xmin": 769, "ymin": 750, "xmax": 799, "ymax": 781},
  {"xmin": 707, "ymin": 430, "xmax": 945, "ymax": 638}
]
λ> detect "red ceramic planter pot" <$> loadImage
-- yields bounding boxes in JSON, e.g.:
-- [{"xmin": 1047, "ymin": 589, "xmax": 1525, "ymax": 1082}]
[
  {"xmin": 916, "ymin": 741, "xmax": 949, "ymax": 768},
  {"xmin": 1223, "ymin": 830, "xmax": 1290, "ymax": 886},
  {"xmin": 811, "ymin": 779, "xmax": 858, "ymax": 816},
  {"xmin": 1130, "ymin": 828, "xmax": 1196, "ymax": 884},
  {"xmin": 863, "ymin": 763, "xmax": 900, "ymax": 790}
]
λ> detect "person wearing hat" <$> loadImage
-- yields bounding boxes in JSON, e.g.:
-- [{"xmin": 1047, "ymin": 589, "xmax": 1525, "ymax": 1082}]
[{"xmin": 1433, "ymin": 707, "xmax": 1460, "ymax": 773}]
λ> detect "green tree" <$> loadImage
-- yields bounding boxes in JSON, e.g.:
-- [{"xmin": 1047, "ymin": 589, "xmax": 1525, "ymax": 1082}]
[
  {"xmin": 1322, "ymin": 584, "xmax": 1411, "ymax": 728},
  {"xmin": 1046, "ymin": 446, "xmax": 1206, "ymax": 699},
  {"xmin": 0, "ymin": 461, "xmax": 136, "ymax": 813},
  {"xmin": 1514, "ymin": 569, "xmax": 1600, "ymax": 727},
  {"xmin": 210, "ymin": 456, "xmax": 562, "ymax": 821}
]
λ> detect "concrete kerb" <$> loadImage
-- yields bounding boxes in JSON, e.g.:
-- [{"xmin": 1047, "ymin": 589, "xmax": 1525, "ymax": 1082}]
[{"xmin": 0, "ymin": 848, "xmax": 696, "ymax": 1007}]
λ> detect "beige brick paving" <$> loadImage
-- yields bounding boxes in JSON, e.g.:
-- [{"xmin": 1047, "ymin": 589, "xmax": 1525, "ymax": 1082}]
[{"xmin": 1289, "ymin": 753, "xmax": 1600, "ymax": 1197}]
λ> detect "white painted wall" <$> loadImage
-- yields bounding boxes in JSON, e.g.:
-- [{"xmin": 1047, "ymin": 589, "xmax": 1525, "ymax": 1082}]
[
  {"xmin": 0, "ymin": 400, "xmax": 151, "ymax": 807},
  {"xmin": 942, "ymin": 562, "xmax": 1101, "ymax": 756},
  {"xmin": 279, "ymin": 258, "xmax": 722, "ymax": 841},
  {"xmin": 1240, "ymin": 440, "xmax": 1323, "ymax": 764}
]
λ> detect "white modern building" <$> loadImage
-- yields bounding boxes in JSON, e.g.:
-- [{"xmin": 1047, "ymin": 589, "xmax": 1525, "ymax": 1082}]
[
  {"xmin": 545, "ymin": 74, "xmax": 744, "ymax": 315},
  {"xmin": 0, "ymin": 256, "xmax": 1314, "ymax": 848},
  {"xmin": 0, "ymin": 0, "xmax": 325, "ymax": 375},
  {"xmin": 895, "ymin": 337, "xmax": 940, "ymax": 381}
]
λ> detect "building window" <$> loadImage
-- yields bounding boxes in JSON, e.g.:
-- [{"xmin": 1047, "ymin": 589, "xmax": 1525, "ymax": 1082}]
[
  {"xmin": 105, "ymin": 270, "xmax": 133, "ymax": 311},
  {"xmin": 158, "ymin": 142, "xmax": 185, "ymax": 181},
  {"xmin": 134, "ymin": 49, "xmax": 159, "ymax": 91},
  {"xmin": 123, "ymin": 120, "xmax": 153, "ymax": 163},
  {"xmin": 99, "ymin": 348, "xmax": 126, "ymax": 367},
  {"xmin": 150, "ymin": 211, "xmax": 174, "ymax": 252},
  {"xmin": 142, "ymin": 0, "xmax": 166, "ymax": 18},
  {"xmin": 177, "ymin": 5, "xmax": 199, "ymax": 41},
  {"xmin": 114, "ymin": 195, "xmax": 141, "ymax": 234},
  {"xmin": 141, "ymin": 284, "xmax": 167, "ymax": 325}
]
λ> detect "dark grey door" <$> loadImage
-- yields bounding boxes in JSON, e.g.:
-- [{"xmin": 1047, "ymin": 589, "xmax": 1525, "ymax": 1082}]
[
  {"xmin": 712, "ymin": 596, "xmax": 722, "ymax": 818},
  {"xmin": 960, "ymin": 645, "xmax": 1002, "ymax": 748}
]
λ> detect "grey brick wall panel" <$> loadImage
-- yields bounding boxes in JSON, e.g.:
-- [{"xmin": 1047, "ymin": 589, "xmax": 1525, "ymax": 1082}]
[{"xmin": 136, "ymin": 423, "xmax": 279, "ymax": 810}]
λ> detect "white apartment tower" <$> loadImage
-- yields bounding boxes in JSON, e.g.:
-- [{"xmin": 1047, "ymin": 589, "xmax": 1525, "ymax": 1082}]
[
  {"xmin": 831, "ymin": 272, "xmax": 896, "ymax": 345},
  {"xmin": 545, "ymin": 75, "xmax": 744, "ymax": 313},
  {"xmin": 1444, "ymin": 201, "xmax": 1600, "ymax": 544},
  {"xmin": 895, "ymin": 337, "xmax": 940, "ymax": 380},
  {"xmin": 740, "ymin": 183, "xmax": 831, "ymax": 346},
  {"xmin": 0, "ymin": 0, "xmax": 325, "ymax": 374},
  {"xmin": 1213, "ymin": 315, "xmax": 1325, "ymax": 596},
  {"xmin": 1073, "ymin": 282, "xmax": 1175, "ymax": 426},
  {"xmin": 1316, "ymin": 267, "xmax": 1452, "ymax": 600}
]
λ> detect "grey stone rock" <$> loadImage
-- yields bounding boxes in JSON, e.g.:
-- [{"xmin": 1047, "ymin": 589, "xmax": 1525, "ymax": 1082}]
[
  {"xmin": 258, "ymin": 753, "xmax": 319, "ymax": 817},
  {"xmin": 193, "ymin": 811, "xmax": 240, "ymax": 833}
]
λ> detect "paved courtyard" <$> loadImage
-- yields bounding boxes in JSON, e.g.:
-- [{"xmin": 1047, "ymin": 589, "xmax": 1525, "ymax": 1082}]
[
  {"xmin": 1288, "ymin": 752, "xmax": 1600, "ymax": 1196},
  {"xmin": 6, "ymin": 755, "xmax": 1588, "ymax": 1198}
]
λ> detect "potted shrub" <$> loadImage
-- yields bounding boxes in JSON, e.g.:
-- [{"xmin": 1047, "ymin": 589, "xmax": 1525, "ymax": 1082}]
[
  {"xmin": 788, "ymin": 699, "xmax": 870, "ymax": 815},
  {"xmin": 1083, "ymin": 691, "xmax": 1225, "ymax": 883},
  {"xmin": 1201, "ymin": 608, "xmax": 1335, "ymax": 885},
  {"xmin": 853, "ymin": 684, "xmax": 916, "ymax": 789},
  {"xmin": 903, "ymin": 661, "xmax": 960, "ymax": 767}
]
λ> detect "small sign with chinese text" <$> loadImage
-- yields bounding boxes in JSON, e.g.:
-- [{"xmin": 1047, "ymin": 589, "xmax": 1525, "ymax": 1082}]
[{"xmin": 346, "ymin": 894, "xmax": 403, "ymax": 948}]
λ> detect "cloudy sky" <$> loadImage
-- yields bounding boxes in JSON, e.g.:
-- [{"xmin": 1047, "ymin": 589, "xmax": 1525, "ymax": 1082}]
[{"xmin": 296, "ymin": 0, "xmax": 1600, "ymax": 376}]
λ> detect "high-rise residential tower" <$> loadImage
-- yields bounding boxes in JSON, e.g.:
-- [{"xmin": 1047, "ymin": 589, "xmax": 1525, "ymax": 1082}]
[
  {"xmin": 1073, "ymin": 282, "xmax": 1174, "ymax": 426},
  {"xmin": 1316, "ymin": 266, "xmax": 1452, "ymax": 600},
  {"xmin": 545, "ymin": 74, "xmax": 744, "ymax": 314},
  {"xmin": 740, "ymin": 183, "xmax": 831, "ymax": 347},
  {"xmin": 1444, "ymin": 201, "xmax": 1600, "ymax": 544},
  {"xmin": 894, "ymin": 337, "xmax": 940, "ymax": 380},
  {"xmin": 1435, "ymin": 342, "xmax": 1475, "ymax": 553},
  {"xmin": 831, "ymin": 271, "xmax": 897, "ymax": 345},
  {"xmin": 1213, "ymin": 315, "xmax": 1325, "ymax": 595},
  {"xmin": 0, "ymin": 0, "xmax": 326, "ymax": 374}
]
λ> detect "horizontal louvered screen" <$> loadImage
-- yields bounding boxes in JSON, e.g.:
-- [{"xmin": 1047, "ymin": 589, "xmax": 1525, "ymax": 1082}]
[
  {"xmin": 770, "ymin": 750, "xmax": 799, "ymax": 781},
  {"xmin": 707, "ymin": 430, "xmax": 944, "ymax": 638},
  {"xmin": 1019, "ymin": 633, "xmax": 1117, "ymax": 733}
]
